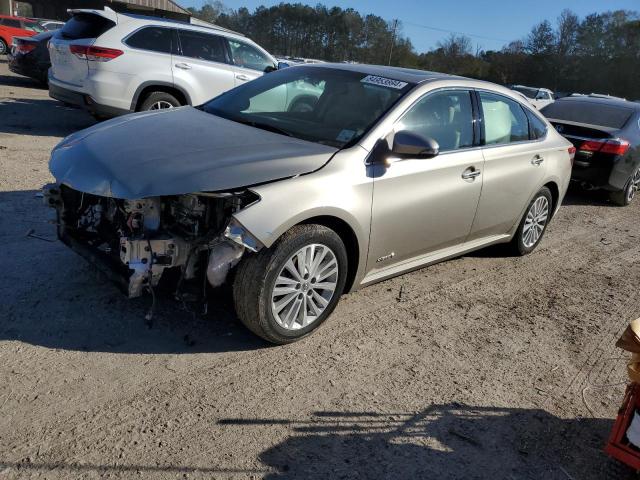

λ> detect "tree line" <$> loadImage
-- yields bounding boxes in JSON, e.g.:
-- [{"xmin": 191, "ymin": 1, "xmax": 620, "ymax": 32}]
[{"xmin": 188, "ymin": 2, "xmax": 640, "ymax": 99}]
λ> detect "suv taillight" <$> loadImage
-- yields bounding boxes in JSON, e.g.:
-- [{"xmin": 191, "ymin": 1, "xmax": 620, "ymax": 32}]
[
  {"xmin": 579, "ymin": 138, "xmax": 630, "ymax": 156},
  {"xmin": 69, "ymin": 45, "xmax": 123, "ymax": 62}
]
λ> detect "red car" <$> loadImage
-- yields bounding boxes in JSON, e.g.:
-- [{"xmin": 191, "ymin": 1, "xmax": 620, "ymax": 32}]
[{"xmin": 0, "ymin": 15, "xmax": 45, "ymax": 55}]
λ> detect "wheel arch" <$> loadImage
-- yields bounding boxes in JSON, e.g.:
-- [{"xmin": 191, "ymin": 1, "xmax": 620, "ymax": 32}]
[
  {"xmin": 131, "ymin": 82, "xmax": 192, "ymax": 111},
  {"xmin": 298, "ymin": 215, "xmax": 361, "ymax": 293},
  {"xmin": 543, "ymin": 180, "xmax": 560, "ymax": 214}
]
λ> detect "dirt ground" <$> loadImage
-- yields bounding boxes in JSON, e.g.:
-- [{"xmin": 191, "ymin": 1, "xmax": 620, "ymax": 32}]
[{"xmin": 1, "ymin": 59, "xmax": 639, "ymax": 480}]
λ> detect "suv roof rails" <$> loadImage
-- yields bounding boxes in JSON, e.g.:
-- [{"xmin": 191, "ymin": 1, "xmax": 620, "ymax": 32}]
[{"xmin": 123, "ymin": 12, "xmax": 244, "ymax": 37}]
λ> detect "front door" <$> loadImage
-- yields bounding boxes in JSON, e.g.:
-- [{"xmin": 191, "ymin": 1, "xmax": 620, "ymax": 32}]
[
  {"xmin": 226, "ymin": 38, "xmax": 276, "ymax": 87},
  {"xmin": 367, "ymin": 89, "xmax": 483, "ymax": 276}
]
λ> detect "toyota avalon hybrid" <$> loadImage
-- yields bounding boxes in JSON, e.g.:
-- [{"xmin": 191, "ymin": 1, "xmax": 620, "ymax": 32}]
[{"xmin": 44, "ymin": 64, "xmax": 574, "ymax": 344}]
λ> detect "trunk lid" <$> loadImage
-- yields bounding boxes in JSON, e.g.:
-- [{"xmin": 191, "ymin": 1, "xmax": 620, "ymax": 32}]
[{"xmin": 48, "ymin": 10, "xmax": 117, "ymax": 87}]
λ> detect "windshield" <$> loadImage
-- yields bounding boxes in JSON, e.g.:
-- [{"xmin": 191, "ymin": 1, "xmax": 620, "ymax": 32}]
[
  {"xmin": 24, "ymin": 21, "xmax": 45, "ymax": 33},
  {"xmin": 512, "ymin": 86, "xmax": 538, "ymax": 99},
  {"xmin": 203, "ymin": 66, "xmax": 415, "ymax": 148}
]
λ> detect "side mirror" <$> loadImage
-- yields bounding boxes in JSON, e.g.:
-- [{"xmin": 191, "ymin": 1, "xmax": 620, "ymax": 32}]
[
  {"xmin": 277, "ymin": 61, "xmax": 290, "ymax": 70},
  {"xmin": 392, "ymin": 131, "xmax": 439, "ymax": 159},
  {"xmin": 264, "ymin": 65, "xmax": 277, "ymax": 73}
]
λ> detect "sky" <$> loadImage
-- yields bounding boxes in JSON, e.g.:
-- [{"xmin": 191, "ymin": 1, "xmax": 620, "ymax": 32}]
[{"xmin": 180, "ymin": 0, "xmax": 639, "ymax": 53}]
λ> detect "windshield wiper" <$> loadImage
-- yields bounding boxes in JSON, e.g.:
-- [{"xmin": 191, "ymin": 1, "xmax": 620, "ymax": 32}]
[{"xmin": 236, "ymin": 119, "xmax": 294, "ymax": 137}]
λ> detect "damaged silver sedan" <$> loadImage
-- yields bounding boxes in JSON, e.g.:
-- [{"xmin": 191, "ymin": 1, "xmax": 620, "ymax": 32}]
[{"xmin": 45, "ymin": 64, "xmax": 573, "ymax": 344}]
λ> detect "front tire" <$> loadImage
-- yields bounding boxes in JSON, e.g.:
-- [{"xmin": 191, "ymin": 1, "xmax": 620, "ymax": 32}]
[
  {"xmin": 0, "ymin": 38, "xmax": 8, "ymax": 56},
  {"xmin": 610, "ymin": 167, "xmax": 640, "ymax": 207},
  {"xmin": 510, "ymin": 187, "xmax": 553, "ymax": 256},
  {"xmin": 139, "ymin": 91, "xmax": 182, "ymax": 111},
  {"xmin": 233, "ymin": 224, "xmax": 348, "ymax": 345}
]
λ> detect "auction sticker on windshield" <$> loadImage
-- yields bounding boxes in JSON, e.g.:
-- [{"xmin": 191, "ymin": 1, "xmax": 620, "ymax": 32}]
[{"xmin": 361, "ymin": 75, "xmax": 408, "ymax": 90}]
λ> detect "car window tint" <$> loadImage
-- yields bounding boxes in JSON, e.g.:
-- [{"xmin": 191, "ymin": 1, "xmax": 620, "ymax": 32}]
[
  {"xmin": 526, "ymin": 110, "xmax": 547, "ymax": 139},
  {"xmin": 60, "ymin": 13, "xmax": 115, "ymax": 40},
  {"xmin": 178, "ymin": 30, "xmax": 227, "ymax": 63},
  {"xmin": 127, "ymin": 27, "xmax": 173, "ymax": 54},
  {"xmin": 3, "ymin": 19, "xmax": 21, "ymax": 28},
  {"xmin": 480, "ymin": 92, "xmax": 529, "ymax": 145},
  {"xmin": 397, "ymin": 90, "xmax": 474, "ymax": 152},
  {"xmin": 228, "ymin": 39, "xmax": 274, "ymax": 72},
  {"xmin": 541, "ymin": 101, "xmax": 633, "ymax": 129}
]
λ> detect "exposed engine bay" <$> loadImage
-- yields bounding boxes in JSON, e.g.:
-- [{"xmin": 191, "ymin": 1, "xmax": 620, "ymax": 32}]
[{"xmin": 43, "ymin": 184, "xmax": 262, "ymax": 300}]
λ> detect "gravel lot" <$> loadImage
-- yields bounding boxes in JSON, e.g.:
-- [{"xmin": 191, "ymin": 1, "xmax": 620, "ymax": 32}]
[{"xmin": 1, "ymin": 59, "xmax": 640, "ymax": 479}]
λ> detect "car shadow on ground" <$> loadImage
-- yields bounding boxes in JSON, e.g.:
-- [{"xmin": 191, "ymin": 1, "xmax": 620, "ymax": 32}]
[
  {"xmin": 0, "ymin": 404, "xmax": 618, "ymax": 478},
  {"xmin": 0, "ymin": 72, "xmax": 46, "ymax": 89},
  {"xmin": 0, "ymin": 189, "xmax": 266, "ymax": 354},
  {"xmin": 0, "ymin": 96, "xmax": 95, "ymax": 137},
  {"xmin": 225, "ymin": 404, "xmax": 617, "ymax": 479}
]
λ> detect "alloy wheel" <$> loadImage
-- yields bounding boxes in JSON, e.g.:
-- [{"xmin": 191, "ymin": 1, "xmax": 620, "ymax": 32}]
[
  {"xmin": 149, "ymin": 101, "xmax": 175, "ymax": 110},
  {"xmin": 522, "ymin": 196, "xmax": 549, "ymax": 248},
  {"xmin": 627, "ymin": 169, "xmax": 640, "ymax": 203},
  {"xmin": 271, "ymin": 244, "xmax": 339, "ymax": 330}
]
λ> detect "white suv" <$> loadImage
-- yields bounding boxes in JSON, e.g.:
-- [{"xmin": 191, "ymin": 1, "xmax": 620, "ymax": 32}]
[{"xmin": 48, "ymin": 8, "xmax": 278, "ymax": 118}]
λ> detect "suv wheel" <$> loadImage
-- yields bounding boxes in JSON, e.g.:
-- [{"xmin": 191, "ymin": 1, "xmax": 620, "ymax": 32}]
[
  {"xmin": 233, "ymin": 224, "xmax": 348, "ymax": 345},
  {"xmin": 610, "ymin": 167, "xmax": 640, "ymax": 207},
  {"xmin": 140, "ymin": 92, "xmax": 182, "ymax": 111},
  {"xmin": 510, "ymin": 187, "xmax": 553, "ymax": 256},
  {"xmin": 0, "ymin": 39, "xmax": 7, "ymax": 56}
]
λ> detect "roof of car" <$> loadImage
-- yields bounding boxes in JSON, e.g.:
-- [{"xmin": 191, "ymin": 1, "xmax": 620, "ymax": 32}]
[
  {"xmin": 0, "ymin": 14, "xmax": 36, "ymax": 21},
  {"xmin": 301, "ymin": 62, "xmax": 462, "ymax": 84},
  {"xmin": 555, "ymin": 95, "xmax": 640, "ymax": 110}
]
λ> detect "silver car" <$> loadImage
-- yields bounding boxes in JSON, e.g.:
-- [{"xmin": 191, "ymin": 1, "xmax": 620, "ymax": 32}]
[{"xmin": 44, "ymin": 64, "xmax": 574, "ymax": 344}]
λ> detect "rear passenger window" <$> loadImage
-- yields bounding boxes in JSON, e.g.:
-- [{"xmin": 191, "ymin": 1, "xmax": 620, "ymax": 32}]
[
  {"xmin": 2, "ymin": 19, "xmax": 22, "ymax": 28},
  {"xmin": 178, "ymin": 30, "xmax": 228, "ymax": 63},
  {"xmin": 527, "ymin": 110, "xmax": 547, "ymax": 139},
  {"xmin": 60, "ymin": 13, "xmax": 115, "ymax": 40},
  {"xmin": 397, "ymin": 90, "xmax": 474, "ymax": 152},
  {"xmin": 126, "ymin": 27, "xmax": 173, "ymax": 54},
  {"xmin": 480, "ymin": 92, "xmax": 529, "ymax": 145}
]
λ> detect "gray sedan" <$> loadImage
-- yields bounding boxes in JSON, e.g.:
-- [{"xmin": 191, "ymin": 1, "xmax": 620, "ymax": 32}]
[{"xmin": 45, "ymin": 64, "xmax": 574, "ymax": 344}]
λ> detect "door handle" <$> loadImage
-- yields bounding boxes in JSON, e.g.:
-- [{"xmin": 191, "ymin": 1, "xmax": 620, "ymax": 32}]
[
  {"xmin": 461, "ymin": 168, "xmax": 481, "ymax": 180},
  {"xmin": 531, "ymin": 155, "xmax": 544, "ymax": 166},
  {"xmin": 174, "ymin": 62, "xmax": 192, "ymax": 70},
  {"xmin": 236, "ymin": 74, "xmax": 250, "ymax": 81}
]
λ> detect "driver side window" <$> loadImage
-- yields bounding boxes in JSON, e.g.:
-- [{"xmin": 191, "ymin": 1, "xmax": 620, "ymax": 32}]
[
  {"xmin": 397, "ymin": 90, "xmax": 474, "ymax": 152},
  {"xmin": 228, "ymin": 39, "xmax": 275, "ymax": 72}
]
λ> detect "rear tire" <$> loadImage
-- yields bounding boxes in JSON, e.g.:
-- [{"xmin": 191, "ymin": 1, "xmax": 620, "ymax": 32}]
[
  {"xmin": 0, "ymin": 38, "xmax": 7, "ymax": 56},
  {"xmin": 509, "ymin": 187, "xmax": 553, "ymax": 256},
  {"xmin": 139, "ymin": 91, "xmax": 182, "ymax": 111},
  {"xmin": 233, "ymin": 224, "xmax": 348, "ymax": 345},
  {"xmin": 610, "ymin": 167, "xmax": 640, "ymax": 207}
]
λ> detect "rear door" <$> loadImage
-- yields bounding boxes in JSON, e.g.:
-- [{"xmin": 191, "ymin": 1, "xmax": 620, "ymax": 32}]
[
  {"xmin": 173, "ymin": 29, "xmax": 236, "ymax": 105},
  {"xmin": 227, "ymin": 38, "xmax": 276, "ymax": 86},
  {"xmin": 48, "ymin": 11, "xmax": 116, "ymax": 87},
  {"xmin": 469, "ymin": 91, "xmax": 549, "ymax": 240}
]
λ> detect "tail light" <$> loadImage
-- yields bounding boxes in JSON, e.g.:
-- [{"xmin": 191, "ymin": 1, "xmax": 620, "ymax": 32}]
[
  {"xmin": 69, "ymin": 45, "xmax": 123, "ymax": 62},
  {"xmin": 579, "ymin": 138, "xmax": 630, "ymax": 156},
  {"xmin": 15, "ymin": 43, "xmax": 37, "ymax": 54},
  {"xmin": 568, "ymin": 146, "xmax": 576, "ymax": 165}
]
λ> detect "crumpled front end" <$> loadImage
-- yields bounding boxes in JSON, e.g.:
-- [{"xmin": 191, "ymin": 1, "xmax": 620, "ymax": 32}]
[{"xmin": 43, "ymin": 183, "xmax": 262, "ymax": 299}]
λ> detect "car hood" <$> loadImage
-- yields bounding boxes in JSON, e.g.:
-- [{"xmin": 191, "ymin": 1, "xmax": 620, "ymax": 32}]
[{"xmin": 49, "ymin": 106, "xmax": 338, "ymax": 199}]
